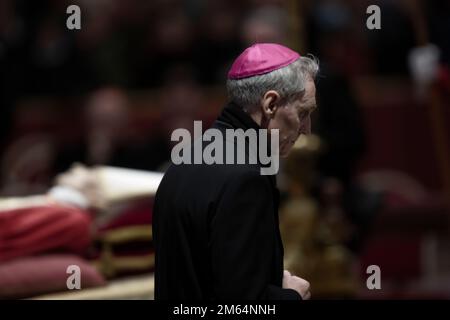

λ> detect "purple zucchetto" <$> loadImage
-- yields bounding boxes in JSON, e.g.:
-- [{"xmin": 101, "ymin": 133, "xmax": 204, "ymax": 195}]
[{"xmin": 227, "ymin": 43, "xmax": 301, "ymax": 80}]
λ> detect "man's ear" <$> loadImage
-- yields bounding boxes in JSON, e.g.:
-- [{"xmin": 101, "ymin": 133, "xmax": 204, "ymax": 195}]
[{"xmin": 261, "ymin": 90, "xmax": 280, "ymax": 119}]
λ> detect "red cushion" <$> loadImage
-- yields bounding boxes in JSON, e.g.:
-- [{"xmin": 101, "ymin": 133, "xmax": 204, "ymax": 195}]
[
  {"xmin": 0, "ymin": 255, "xmax": 105, "ymax": 299},
  {"xmin": 98, "ymin": 199, "xmax": 153, "ymax": 232}
]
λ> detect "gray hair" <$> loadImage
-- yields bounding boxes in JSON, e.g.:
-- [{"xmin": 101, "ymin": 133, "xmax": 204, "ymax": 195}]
[{"xmin": 226, "ymin": 55, "xmax": 319, "ymax": 110}]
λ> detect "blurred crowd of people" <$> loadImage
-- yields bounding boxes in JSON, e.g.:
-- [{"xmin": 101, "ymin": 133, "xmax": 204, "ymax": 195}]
[{"xmin": 0, "ymin": 0, "xmax": 448, "ymax": 189}]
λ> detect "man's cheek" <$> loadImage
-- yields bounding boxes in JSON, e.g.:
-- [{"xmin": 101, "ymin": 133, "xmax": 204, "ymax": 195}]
[{"xmin": 300, "ymin": 117, "xmax": 311, "ymax": 135}]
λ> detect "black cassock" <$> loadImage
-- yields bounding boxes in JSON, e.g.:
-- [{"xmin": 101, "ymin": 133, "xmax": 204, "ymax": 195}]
[{"xmin": 153, "ymin": 102, "xmax": 301, "ymax": 300}]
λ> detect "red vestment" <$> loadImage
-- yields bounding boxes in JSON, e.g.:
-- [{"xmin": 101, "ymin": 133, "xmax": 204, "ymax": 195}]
[{"xmin": 0, "ymin": 204, "xmax": 92, "ymax": 262}]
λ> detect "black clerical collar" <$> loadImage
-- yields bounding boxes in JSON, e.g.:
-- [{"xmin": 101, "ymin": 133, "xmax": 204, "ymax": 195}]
[{"xmin": 215, "ymin": 102, "xmax": 261, "ymax": 132}]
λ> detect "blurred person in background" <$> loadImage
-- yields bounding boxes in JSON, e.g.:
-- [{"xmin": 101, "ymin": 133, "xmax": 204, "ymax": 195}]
[
  {"xmin": 55, "ymin": 87, "xmax": 168, "ymax": 173},
  {"xmin": 304, "ymin": 0, "xmax": 378, "ymax": 253},
  {"xmin": 241, "ymin": 5, "xmax": 289, "ymax": 46},
  {"xmin": 0, "ymin": 135, "xmax": 56, "ymax": 197},
  {"xmin": 138, "ymin": 1, "xmax": 198, "ymax": 87},
  {"xmin": 156, "ymin": 65, "xmax": 206, "ymax": 170},
  {"xmin": 194, "ymin": 1, "xmax": 242, "ymax": 84}
]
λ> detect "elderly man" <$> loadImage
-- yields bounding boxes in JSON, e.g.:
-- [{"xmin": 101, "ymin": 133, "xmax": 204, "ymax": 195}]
[{"xmin": 153, "ymin": 43, "xmax": 319, "ymax": 300}]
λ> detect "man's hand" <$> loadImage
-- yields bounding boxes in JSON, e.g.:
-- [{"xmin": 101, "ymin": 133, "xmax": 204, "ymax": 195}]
[
  {"xmin": 282, "ymin": 270, "xmax": 311, "ymax": 300},
  {"xmin": 51, "ymin": 163, "xmax": 104, "ymax": 209}
]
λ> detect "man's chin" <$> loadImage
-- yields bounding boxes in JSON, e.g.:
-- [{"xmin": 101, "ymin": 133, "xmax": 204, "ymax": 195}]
[{"xmin": 279, "ymin": 148, "xmax": 291, "ymax": 158}]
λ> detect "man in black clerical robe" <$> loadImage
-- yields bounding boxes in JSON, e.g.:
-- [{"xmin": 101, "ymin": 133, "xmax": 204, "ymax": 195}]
[{"xmin": 153, "ymin": 43, "xmax": 319, "ymax": 300}]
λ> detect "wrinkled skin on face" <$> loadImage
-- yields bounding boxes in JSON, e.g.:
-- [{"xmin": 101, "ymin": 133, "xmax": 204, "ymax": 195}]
[{"xmin": 261, "ymin": 79, "xmax": 317, "ymax": 157}]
